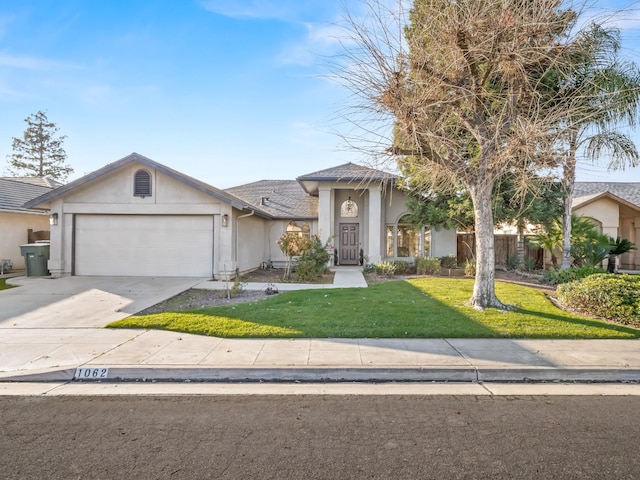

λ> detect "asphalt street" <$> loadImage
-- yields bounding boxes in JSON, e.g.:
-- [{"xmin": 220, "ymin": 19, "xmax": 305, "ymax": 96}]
[{"xmin": 2, "ymin": 394, "xmax": 640, "ymax": 479}]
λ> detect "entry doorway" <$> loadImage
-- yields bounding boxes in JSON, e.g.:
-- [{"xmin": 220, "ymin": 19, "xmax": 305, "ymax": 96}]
[{"xmin": 339, "ymin": 223, "xmax": 359, "ymax": 265}]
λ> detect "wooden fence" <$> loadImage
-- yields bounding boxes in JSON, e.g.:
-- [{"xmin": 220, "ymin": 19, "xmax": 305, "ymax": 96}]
[{"xmin": 457, "ymin": 234, "xmax": 543, "ymax": 268}]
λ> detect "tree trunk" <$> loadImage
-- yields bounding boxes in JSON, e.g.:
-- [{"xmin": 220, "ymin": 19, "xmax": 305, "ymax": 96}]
[
  {"xmin": 516, "ymin": 223, "xmax": 525, "ymax": 268},
  {"xmin": 561, "ymin": 137, "xmax": 577, "ymax": 270},
  {"xmin": 468, "ymin": 181, "xmax": 508, "ymax": 310}
]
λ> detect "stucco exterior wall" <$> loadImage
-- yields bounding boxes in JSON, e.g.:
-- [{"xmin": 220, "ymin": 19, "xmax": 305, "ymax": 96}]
[
  {"xmin": 61, "ymin": 163, "xmax": 223, "ymax": 214},
  {"xmin": 234, "ymin": 212, "xmax": 266, "ymax": 274},
  {"xmin": 0, "ymin": 212, "xmax": 49, "ymax": 269},
  {"xmin": 383, "ymin": 189, "xmax": 411, "ymax": 224},
  {"xmin": 47, "ymin": 164, "xmax": 229, "ymax": 277},
  {"xmin": 573, "ymin": 198, "xmax": 620, "ymax": 237},
  {"xmin": 430, "ymin": 229, "xmax": 457, "ymax": 258}
]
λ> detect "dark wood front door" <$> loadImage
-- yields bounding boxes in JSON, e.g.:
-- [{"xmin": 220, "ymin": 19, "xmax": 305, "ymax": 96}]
[{"xmin": 339, "ymin": 223, "xmax": 359, "ymax": 265}]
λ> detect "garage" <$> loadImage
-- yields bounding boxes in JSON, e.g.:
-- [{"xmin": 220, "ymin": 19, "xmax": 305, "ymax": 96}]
[{"xmin": 74, "ymin": 215, "xmax": 214, "ymax": 277}]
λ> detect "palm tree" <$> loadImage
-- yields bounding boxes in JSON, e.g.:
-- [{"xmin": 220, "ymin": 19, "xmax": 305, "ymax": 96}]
[
  {"xmin": 558, "ymin": 24, "xmax": 640, "ymax": 269},
  {"xmin": 606, "ymin": 237, "xmax": 636, "ymax": 273}
]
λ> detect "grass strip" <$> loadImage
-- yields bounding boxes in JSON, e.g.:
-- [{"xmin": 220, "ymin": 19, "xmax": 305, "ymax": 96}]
[{"xmin": 108, "ymin": 278, "xmax": 640, "ymax": 339}]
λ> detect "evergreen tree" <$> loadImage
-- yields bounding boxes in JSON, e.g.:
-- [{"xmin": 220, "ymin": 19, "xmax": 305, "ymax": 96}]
[{"xmin": 7, "ymin": 110, "xmax": 73, "ymax": 181}]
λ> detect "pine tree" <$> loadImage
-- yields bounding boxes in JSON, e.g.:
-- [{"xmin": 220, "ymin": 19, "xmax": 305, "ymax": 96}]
[{"xmin": 7, "ymin": 110, "xmax": 73, "ymax": 181}]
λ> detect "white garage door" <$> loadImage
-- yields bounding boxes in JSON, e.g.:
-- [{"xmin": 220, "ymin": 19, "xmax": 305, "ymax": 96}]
[{"xmin": 75, "ymin": 215, "xmax": 214, "ymax": 277}]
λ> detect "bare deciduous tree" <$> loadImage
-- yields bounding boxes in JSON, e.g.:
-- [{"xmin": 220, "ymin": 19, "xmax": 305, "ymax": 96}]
[{"xmin": 333, "ymin": 0, "xmax": 627, "ymax": 309}]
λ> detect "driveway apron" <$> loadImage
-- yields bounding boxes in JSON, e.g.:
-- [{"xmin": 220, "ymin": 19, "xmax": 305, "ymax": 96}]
[{"xmin": 0, "ymin": 276, "xmax": 204, "ymax": 328}]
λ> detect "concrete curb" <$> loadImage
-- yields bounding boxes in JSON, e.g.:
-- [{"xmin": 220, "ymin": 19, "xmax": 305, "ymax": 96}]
[{"xmin": 2, "ymin": 367, "xmax": 639, "ymax": 384}]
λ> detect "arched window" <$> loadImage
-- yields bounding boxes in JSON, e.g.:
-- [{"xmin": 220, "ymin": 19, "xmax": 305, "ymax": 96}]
[
  {"xmin": 134, "ymin": 169, "xmax": 152, "ymax": 197},
  {"xmin": 385, "ymin": 215, "xmax": 421, "ymax": 258},
  {"xmin": 286, "ymin": 221, "xmax": 310, "ymax": 238},
  {"xmin": 340, "ymin": 197, "xmax": 358, "ymax": 218}
]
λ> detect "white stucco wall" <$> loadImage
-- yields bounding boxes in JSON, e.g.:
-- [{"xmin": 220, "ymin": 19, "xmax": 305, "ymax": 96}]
[
  {"xmin": 234, "ymin": 212, "xmax": 267, "ymax": 274},
  {"xmin": 430, "ymin": 229, "xmax": 457, "ymax": 258},
  {"xmin": 45, "ymin": 163, "xmax": 230, "ymax": 277},
  {"xmin": 0, "ymin": 212, "xmax": 49, "ymax": 269},
  {"xmin": 573, "ymin": 198, "xmax": 620, "ymax": 238}
]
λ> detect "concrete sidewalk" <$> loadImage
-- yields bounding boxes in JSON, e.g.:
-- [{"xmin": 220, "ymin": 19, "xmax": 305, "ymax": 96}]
[
  {"xmin": 1, "ymin": 270, "xmax": 639, "ymax": 384},
  {"xmin": 2, "ymin": 333, "xmax": 639, "ymax": 384}
]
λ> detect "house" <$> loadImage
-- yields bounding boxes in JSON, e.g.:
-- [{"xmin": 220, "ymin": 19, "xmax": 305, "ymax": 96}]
[
  {"xmin": 0, "ymin": 177, "xmax": 60, "ymax": 270},
  {"xmin": 573, "ymin": 182, "xmax": 640, "ymax": 270},
  {"xmin": 23, "ymin": 153, "xmax": 457, "ymax": 278}
]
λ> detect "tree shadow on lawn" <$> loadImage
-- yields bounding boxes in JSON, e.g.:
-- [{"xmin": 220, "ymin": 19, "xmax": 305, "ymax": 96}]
[
  {"xmin": 112, "ymin": 279, "xmax": 639, "ymax": 341},
  {"xmin": 514, "ymin": 307, "xmax": 640, "ymax": 337}
]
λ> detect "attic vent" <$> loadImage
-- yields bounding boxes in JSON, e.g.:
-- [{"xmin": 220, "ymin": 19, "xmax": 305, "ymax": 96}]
[
  {"xmin": 261, "ymin": 196, "xmax": 269, "ymax": 205},
  {"xmin": 134, "ymin": 169, "xmax": 152, "ymax": 197}
]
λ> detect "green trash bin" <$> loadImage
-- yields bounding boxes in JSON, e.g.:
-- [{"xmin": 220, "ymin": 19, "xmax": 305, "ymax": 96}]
[{"xmin": 20, "ymin": 243, "xmax": 50, "ymax": 277}]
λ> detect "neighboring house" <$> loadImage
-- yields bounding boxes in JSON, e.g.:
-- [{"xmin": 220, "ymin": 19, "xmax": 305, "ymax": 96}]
[
  {"xmin": 573, "ymin": 182, "xmax": 640, "ymax": 270},
  {"xmin": 24, "ymin": 153, "xmax": 457, "ymax": 278},
  {"xmin": 0, "ymin": 177, "xmax": 60, "ymax": 270}
]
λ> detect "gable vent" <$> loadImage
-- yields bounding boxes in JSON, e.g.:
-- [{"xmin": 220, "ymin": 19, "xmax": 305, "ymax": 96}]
[{"xmin": 134, "ymin": 169, "xmax": 152, "ymax": 197}]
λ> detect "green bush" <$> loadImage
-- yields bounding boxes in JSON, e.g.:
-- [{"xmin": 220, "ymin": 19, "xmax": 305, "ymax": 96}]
[
  {"xmin": 523, "ymin": 256, "xmax": 537, "ymax": 273},
  {"xmin": 391, "ymin": 260, "xmax": 412, "ymax": 274},
  {"xmin": 557, "ymin": 274, "xmax": 640, "ymax": 326},
  {"xmin": 416, "ymin": 257, "xmax": 441, "ymax": 275},
  {"xmin": 439, "ymin": 255, "xmax": 458, "ymax": 269},
  {"xmin": 506, "ymin": 255, "xmax": 520, "ymax": 271},
  {"xmin": 294, "ymin": 235, "xmax": 330, "ymax": 282},
  {"xmin": 541, "ymin": 266, "xmax": 606, "ymax": 286},
  {"xmin": 362, "ymin": 263, "xmax": 376, "ymax": 274},
  {"xmin": 373, "ymin": 261, "xmax": 396, "ymax": 276}
]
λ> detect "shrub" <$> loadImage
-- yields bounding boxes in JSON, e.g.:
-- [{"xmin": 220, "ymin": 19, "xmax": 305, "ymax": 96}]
[
  {"xmin": 295, "ymin": 235, "xmax": 331, "ymax": 282},
  {"xmin": 523, "ymin": 256, "xmax": 537, "ymax": 273},
  {"xmin": 541, "ymin": 266, "xmax": 606, "ymax": 286},
  {"xmin": 439, "ymin": 255, "xmax": 458, "ymax": 269},
  {"xmin": 416, "ymin": 257, "xmax": 441, "ymax": 275},
  {"xmin": 373, "ymin": 261, "xmax": 396, "ymax": 276},
  {"xmin": 464, "ymin": 258, "xmax": 476, "ymax": 277},
  {"xmin": 391, "ymin": 260, "xmax": 412, "ymax": 274},
  {"xmin": 557, "ymin": 274, "xmax": 640, "ymax": 326},
  {"xmin": 362, "ymin": 263, "xmax": 376, "ymax": 274},
  {"xmin": 506, "ymin": 255, "xmax": 520, "ymax": 271}
]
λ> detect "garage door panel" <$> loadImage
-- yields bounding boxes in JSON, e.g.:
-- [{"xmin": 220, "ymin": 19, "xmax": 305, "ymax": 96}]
[{"xmin": 75, "ymin": 215, "xmax": 213, "ymax": 277}]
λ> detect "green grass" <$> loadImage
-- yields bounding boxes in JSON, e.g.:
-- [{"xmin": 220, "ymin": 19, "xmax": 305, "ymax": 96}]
[
  {"xmin": 107, "ymin": 278, "xmax": 640, "ymax": 339},
  {"xmin": 0, "ymin": 279, "xmax": 14, "ymax": 291}
]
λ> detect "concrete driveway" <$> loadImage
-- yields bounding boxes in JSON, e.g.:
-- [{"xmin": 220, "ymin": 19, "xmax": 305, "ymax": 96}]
[{"xmin": 0, "ymin": 276, "xmax": 205, "ymax": 328}]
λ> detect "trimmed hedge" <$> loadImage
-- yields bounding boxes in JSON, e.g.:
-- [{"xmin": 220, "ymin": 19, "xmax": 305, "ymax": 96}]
[
  {"xmin": 541, "ymin": 266, "xmax": 606, "ymax": 286},
  {"xmin": 416, "ymin": 257, "xmax": 441, "ymax": 275},
  {"xmin": 557, "ymin": 274, "xmax": 640, "ymax": 326}
]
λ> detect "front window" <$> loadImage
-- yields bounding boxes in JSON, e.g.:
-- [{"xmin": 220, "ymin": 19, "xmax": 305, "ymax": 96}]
[
  {"xmin": 340, "ymin": 197, "xmax": 358, "ymax": 218},
  {"xmin": 397, "ymin": 219, "xmax": 420, "ymax": 257},
  {"xmin": 386, "ymin": 215, "xmax": 423, "ymax": 258},
  {"xmin": 286, "ymin": 221, "xmax": 310, "ymax": 238}
]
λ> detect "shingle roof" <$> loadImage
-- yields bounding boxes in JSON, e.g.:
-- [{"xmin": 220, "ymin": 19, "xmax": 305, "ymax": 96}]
[
  {"xmin": 1, "ymin": 177, "xmax": 64, "ymax": 189},
  {"xmin": 225, "ymin": 180, "xmax": 317, "ymax": 219},
  {"xmin": 296, "ymin": 162, "xmax": 397, "ymax": 182},
  {"xmin": 573, "ymin": 182, "xmax": 640, "ymax": 208},
  {"xmin": 0, "ymin": 178, "xmax": 53, "ymax": 214}
]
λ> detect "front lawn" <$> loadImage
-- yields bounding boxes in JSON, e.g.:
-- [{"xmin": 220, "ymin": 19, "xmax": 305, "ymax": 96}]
[
  {"xmin": 108, "ymin": 278, "xmax": 640, "ymax": 339},
  {"xmin": 0, "ymin": 279, "xmax": 14, "ymax": 291}
]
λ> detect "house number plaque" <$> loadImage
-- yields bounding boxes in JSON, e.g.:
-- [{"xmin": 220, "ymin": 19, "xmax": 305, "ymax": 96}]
[{"xmin": 74, "ymin": 367, "xmax": 109, "ymax": 380}]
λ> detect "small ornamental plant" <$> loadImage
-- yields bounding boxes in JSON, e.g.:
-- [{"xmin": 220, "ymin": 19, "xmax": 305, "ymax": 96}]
[{"xmin": 277, "ymin": 232, "xmax": 311, "ymax": 279}]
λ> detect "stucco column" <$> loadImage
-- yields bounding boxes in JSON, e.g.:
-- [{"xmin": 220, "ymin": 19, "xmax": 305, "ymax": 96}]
[
  {"xmin": 318, "ymin": 187, "xmax": 332, "ymax": 244},
  {"xmin": 47, "ymin": 199, "xmax": 67, "ymax": 277},
  {"xmin": 634, "ymin": 216, "xmax": 640, "ymax": 269},
  {"xmin": 368, "ymin": 186, "xmax": 382, "ymax": 263}
]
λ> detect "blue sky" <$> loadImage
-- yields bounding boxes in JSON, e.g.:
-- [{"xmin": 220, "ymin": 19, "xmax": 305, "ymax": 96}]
[{"xmin": 1, "ymin": 0, "xmax": 640, "ymax": 187}]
